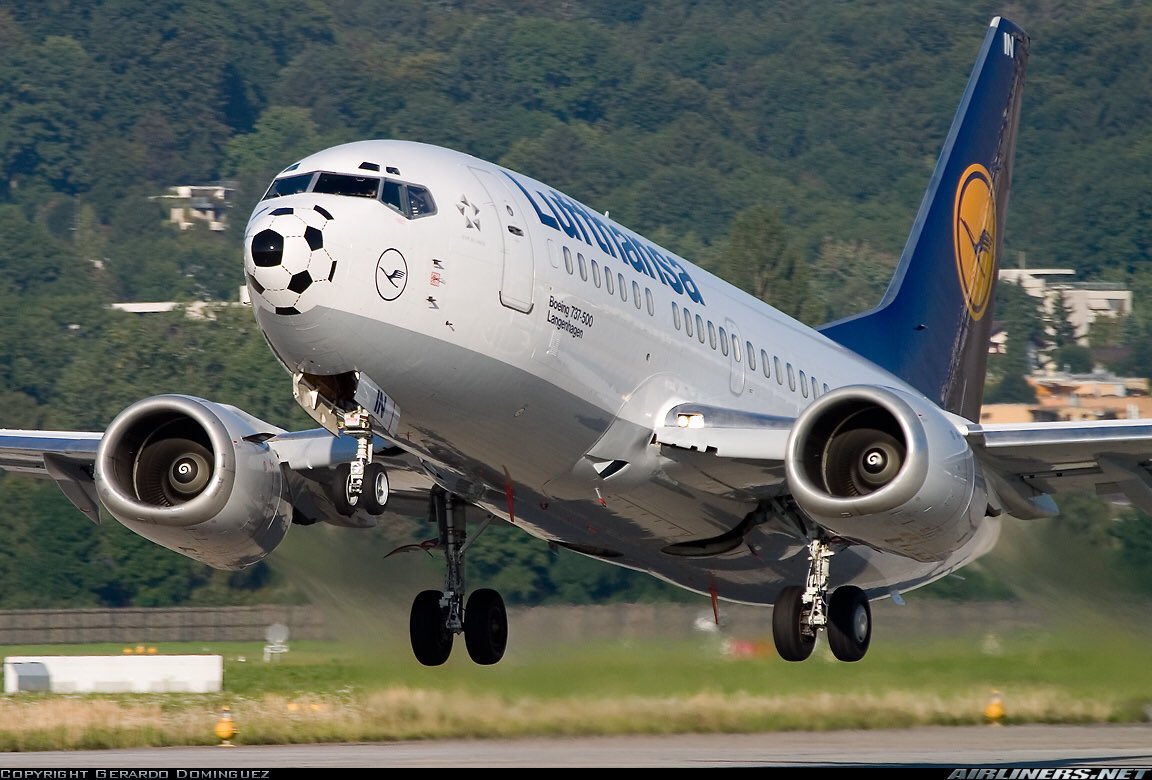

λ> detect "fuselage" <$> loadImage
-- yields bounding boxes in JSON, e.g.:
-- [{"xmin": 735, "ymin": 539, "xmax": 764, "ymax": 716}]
[{"xmin": 242, "ymin": 139, "xmax": 1000, "ymax": 605}]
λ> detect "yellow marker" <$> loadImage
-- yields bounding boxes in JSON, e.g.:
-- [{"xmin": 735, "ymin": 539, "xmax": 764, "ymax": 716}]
[
  {"xmin": 984, "ymin": 690, "xmax": 1005, "ymax": 726},
  {"xmin": 215, "ymin": 706, "xmax": 237, "ymax": 747}
]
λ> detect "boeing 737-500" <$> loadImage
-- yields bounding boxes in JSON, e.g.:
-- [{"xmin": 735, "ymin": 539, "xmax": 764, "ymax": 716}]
[{"xmin": 2, "ymin": 17, "xmax": 1145, "ymax": 665}]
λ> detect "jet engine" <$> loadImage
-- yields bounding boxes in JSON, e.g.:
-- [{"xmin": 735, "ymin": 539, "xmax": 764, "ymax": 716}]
[
  {"xmin": 785, "ymin": 385, "xmax": 988, "ymax": 562},
  {"xmin": 95, "ymin": 395, "xmax": 292, "ymax": 570}
]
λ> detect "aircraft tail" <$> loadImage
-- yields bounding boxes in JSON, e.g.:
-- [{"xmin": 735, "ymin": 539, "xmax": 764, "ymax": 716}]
[{"xmin": 818, "ymin": 17, "xmax": 1029, "ymax": 421}]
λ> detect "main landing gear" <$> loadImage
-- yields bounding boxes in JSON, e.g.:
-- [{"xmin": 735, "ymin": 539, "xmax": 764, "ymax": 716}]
[
  {"xmin": 771, "ymin": 538, "xmax": 872, "ymax": 663},
  {"xmin": 407, "ymin": 487, "xmax": 508, "ymax": 666},
  {"xmin": 327, "ymin": 406, "xmax": 507, "ymax": 666}
]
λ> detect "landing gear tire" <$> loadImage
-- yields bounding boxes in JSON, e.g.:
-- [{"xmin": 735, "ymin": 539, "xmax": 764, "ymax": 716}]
[
  {"xmin": 772, "ymin": 585, "xmax": 817, "ymax": 662},
  {"xmin": 464, "ymin": 588, "xmax": 508, "ymax": 665},
  {"xmin": 324, "ymin": 463, "xmax": 359, "ymax": 516},
  {"xmin": 361, "ymin": 463, "xmax": 389, "ymax": 515},
  {"xmin": 410, "ymin": 589, "xmax": 453, "ymax": 666},
  {"xmin": 827, "ymin": 585, "xmax": 871, "ymax": 662}
]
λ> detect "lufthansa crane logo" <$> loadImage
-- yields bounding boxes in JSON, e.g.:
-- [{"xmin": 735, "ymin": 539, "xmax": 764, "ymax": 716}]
[
  {"xmin": 953, "ymin": 163, "xmax": 996, "ymax": 320},
  {"xmin": 375, "ymin": 248, "xmax": 408, "ymax": 301}
]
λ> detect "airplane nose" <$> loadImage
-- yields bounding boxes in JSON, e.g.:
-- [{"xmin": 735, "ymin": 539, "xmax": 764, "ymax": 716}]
[{"xmin": 243, "ymin": 204, "xmax": 336, "ymax": 315}]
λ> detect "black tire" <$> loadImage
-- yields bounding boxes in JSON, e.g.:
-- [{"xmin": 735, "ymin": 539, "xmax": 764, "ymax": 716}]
[
  {"xmin": 827, "ymin": 586, "xmax": 871, "ymax": 662},
  {"xmin": 410, "ymin": 589, "xmax": 453, "ymax": 666},
  {"xmin": 361, "ymin": 463, "xmax": 389, "ymax": 515},
  {"xmin": 464, "ymin": 588, "xmax": 508, "ymax": 665},
  {"xmin": 772, "ymin": 585, "xmax": 817, "ymax": 662},
  {"xmin": 323, "ymin": 463, "xmax": 359, "ymax": 516}
]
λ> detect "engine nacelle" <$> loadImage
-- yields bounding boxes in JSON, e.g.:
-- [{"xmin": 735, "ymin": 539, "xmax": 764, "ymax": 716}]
[
  {"xmin": 785, "ymin": 385, "xmax": 987, "ymax": 562},
  {"xmin": 95, "ymin": 395, "xmax": 292, "ymax": 570}
]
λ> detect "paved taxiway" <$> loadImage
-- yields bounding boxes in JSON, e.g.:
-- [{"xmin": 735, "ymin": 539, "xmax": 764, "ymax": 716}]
[{"xmin": 2, "ymin": 725, "xmax": 1151, "ymax": 768}]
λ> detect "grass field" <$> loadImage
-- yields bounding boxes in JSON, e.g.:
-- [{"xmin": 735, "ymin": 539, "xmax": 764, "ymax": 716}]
[{"xmin": 2, "ymin": 601, "xmax": 1151, "ymax": 752}]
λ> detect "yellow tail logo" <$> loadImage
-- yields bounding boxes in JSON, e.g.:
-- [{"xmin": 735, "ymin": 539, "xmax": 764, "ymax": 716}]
[{"xmin": 953, "ymin": 163, "xmax": 996, "ymax": 320}]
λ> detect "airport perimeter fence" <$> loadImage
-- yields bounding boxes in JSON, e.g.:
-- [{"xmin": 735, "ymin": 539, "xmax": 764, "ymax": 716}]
[
  {"xmin": 0, "ymin": 604, "xmax": 329, "ymax": 645},
  {"xmin": 0, "ymin": 600, "xmax": 1042, "ymax": 647}
]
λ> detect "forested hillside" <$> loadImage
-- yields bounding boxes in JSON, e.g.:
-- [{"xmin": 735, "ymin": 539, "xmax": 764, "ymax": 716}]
[{"xmin": 1, "ymin": 0, "xmax": 1150, "ymax": 608}]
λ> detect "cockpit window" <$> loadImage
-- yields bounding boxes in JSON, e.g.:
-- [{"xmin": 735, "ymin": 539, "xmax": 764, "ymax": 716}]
[
  {"xmin": 260, "ymin": 169, "xmax": 437, "ymax": 220},
  {"xmin": 381, "ymin": 180, "xmax": 405, "ymax": 214},
  {"xmin": 408, "ymin": 185, "xmax": 435, "ymax": 217},
  {"xmin": 313, "ymin": 173, "xmax": 381, "ymax": 198},
  {"xmin": 261, "ymin": 172, "xmax": 314, "ymax": 200},
  {"xmin": 381, "ymin": 181, "xmax": 437, "ymax": 219}
]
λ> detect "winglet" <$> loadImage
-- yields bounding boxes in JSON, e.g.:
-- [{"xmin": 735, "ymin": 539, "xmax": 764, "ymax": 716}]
[{"xmin": 819, "ymin": 17, "xmax": 1030, "ymax": 421}]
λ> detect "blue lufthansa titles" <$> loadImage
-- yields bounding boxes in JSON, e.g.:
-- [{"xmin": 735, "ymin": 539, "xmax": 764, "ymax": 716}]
[{"xmin": 504, "ymin": 172, "xmax": 706, "ymax": 306}]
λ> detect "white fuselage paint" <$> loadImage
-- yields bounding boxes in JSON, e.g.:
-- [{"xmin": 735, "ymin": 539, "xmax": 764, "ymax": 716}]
[{"xmin": 246, "ymin": 140, "xmax": 1000, "ymax": 606}]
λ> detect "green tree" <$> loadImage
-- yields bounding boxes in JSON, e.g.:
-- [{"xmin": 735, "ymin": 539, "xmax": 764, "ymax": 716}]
[
  {"xmin": 1049, "ymin": 290, "xmax": 1079, "ymax": 348},
  {"xmin": 803, "ymin": 238, "xmax": 896, "ymax": 324},
  {"xmin": 710, "ymin": 204, "xmax": 814, "ymax": 321},
  {"xmin": 985, "ymin": 281, "xmax": 1041, "ymax": 403},
  {"xmin": 1111, "ymin": 508, "xmax": 1152, "ymax": 594}
]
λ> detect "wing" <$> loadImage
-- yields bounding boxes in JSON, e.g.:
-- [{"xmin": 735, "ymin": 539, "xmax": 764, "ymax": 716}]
[
  {"xmin": 652, "ymin": 403, "xmax": 792, "ymax": 500},
  {"xmin": 0, "ymin": 430, "xmax": 104, "ymax": 522},
  {"xmin": 965, "ymin": 419, "xmax": 1152, "ymax": 517},
  {"xmin": 654, "ymin": 398, "xmax": 1152, "ymax": 525},
  {"xmin": 0, "ymin": 394, "xmax": 435, "ymax": 569}
]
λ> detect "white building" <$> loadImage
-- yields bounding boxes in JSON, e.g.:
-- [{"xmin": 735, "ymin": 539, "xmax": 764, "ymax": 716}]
[{"xmin": 998, "ymin": 267, "xmax": 1130, "ymax": 344}]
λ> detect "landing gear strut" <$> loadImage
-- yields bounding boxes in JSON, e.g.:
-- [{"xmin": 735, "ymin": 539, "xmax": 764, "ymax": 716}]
[
  {"xmin": 771, "ymin": 537, "xmax": 871, "ymax": 662},
  {"xmin": 408, "ymin": 487, "xmax": 507, "ymax": 666},
  {"xmin": 324, "ymin": 407, "xmax": 389, "ymax": 517}
]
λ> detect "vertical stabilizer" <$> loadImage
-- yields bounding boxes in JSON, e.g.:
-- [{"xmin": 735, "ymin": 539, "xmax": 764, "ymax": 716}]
[{"xmin": 819, "ymin": 17, "xmax": 1029, "ymax": 420}]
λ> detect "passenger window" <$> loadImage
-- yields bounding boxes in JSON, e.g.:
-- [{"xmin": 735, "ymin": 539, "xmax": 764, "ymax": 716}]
[
  {"xmin": 774, "ymin": 356, "xmax": 783, "ymax": 384},
  {"xmin": 563, "ymin": 247, "xmax": 574, "ymax": 275},
  {"xmin": 812, "ymin": 376, "xmax": 820, "ymax": 398},
  {"xmin": 761, "ymin": 349, "xmax": 770, "ymax": 378},
  {"xmin": 732, "ymin": 334, "xmax": 741, "ymax": 362},
  {"xmin": 632, "ymin": 281, "xmax": 642, "ymax": 309},
  {"xmin": 672, "ymin": 303, "xmax": 681, "ymax": 330},
  {"xmin": 787, "ymin": 363, "xmax": 796, "ymax": 392},
  {"xmin": 719, "ymin": 327, "xmax": 729, "ymax": 356},
  {"xmin": 707, "ymin": 321, "xmax": 717, "ymax": 350},
  {"xmin": 578, "ymin": 253, "xmax": 588, "ymax": 282},
  {"xmin": 618, "ymin": 273, "xmax": 627, "ymax": 302},
  {"xmin": 799, "ymin": 370, "xmax": 809, "ymax": 397},
  {"xmin": 746, "ymin": 341, "xmax": 755, "ymax": 370},
  {"xmin": 684, "ymin": 308, "xmax": 693, "ymax": 337},
  {"xmin": 591, "ymin": 259, "xmax": 601, "ymax": 288},
  {"xmin": 823, "ymin": 383, "xmax": 830, "ymax": 395},
  {"xmin": 645, "ymin": 288, "xmax": 654, "ymax": 316},
  {"xmin": 696, "ymin": 314, "xmax": 705, "ymax": 343}
]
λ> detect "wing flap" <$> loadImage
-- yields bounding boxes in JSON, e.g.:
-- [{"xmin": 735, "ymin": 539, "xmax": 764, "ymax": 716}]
[{"xmin": 968, "ymin": 419, "xmax": 1152, "ymax": 515}]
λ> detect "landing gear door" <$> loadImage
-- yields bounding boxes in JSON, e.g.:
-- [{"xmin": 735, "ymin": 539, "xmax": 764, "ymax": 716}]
[{"xmin": 469, "ymin": 167, "xmax": 535, "ymax": 314}]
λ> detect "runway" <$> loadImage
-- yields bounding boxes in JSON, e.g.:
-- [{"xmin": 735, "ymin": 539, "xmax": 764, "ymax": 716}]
[{"xmin": 2, "ymin": 725, "xmax": 1151, "ymax": 768}]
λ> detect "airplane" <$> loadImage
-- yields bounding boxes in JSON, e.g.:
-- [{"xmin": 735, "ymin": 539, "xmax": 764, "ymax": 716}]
[{"xmin": 4, "ymin": 15, "xmax": 1146, "ymax": 666}]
